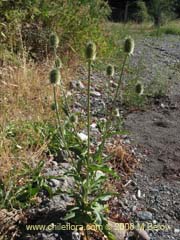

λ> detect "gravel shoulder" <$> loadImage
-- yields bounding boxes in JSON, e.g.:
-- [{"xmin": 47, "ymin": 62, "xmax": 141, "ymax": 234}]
[{"xmin": 123, "ymin": 35, "xmax": 180, "ymax": 240}]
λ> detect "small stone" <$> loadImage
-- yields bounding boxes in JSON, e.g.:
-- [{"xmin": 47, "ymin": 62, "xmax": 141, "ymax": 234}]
[
  {"xmin": 132, "ymin": 195, "xmax": 137, "ymax": 201},
  {"xmin": 160, "ymin": 103, "xmax": 165, "ymax": 108},
  {"xmin": 134, "ymin": 229, "xmax": 150, "ymax": 240},
  {"xmin": 107, "ymin": 220, "xmax": 127, "ymax": 240},
  {"xmin": 137, "ymin": 211, "xmax": 153, "ymax": 221},
  {"xmin": 72, "ymin": 231, "xmax": 81, "ymax": 240},
  {"xmin": 77, "ymin": 132, "xmax": 88, "ymax": 141},
  {"xmin": 90, "ymin": 91, "xmax": 101, "ymax": 97},
  {"xmin": 132, "ymin": 206, "xmax": 137, "ymax": 212},
  {"xmin": 48, "ymin": 179, "xmax": 61, "ymax": 188},
  {"xmin": 147, "ymin": 207, "xmax": 158, "ymax": 214},
  {"xmin": 111, "ymin": 81, "xmax": 118, "ymax": 88},
  {"xmin": 152, "ymin": 220, "xmax": 157, "ymax": 224},
  {"xmin": 90, "ymin": 123, "xmax": 97, "ymax": 128},
  {"xmin": 174, "ymin": 228, "xmax": 180, "ymax": 234},
  {"xmin": 76, "ymin": 80, "xmax": 85, "ymax": 89},
  {"xmin": 66, "ymin": 91, "xmax": 72, "ymax": 97},
  {"xmin": 137, "ymin": 189, "xmax": 142, "ymax": 199},
  {"xmin": 69, "ymin": 80, "xmax": 85, "ymax": 90},
  {"xmin": 165, "ymin": 214, "xmax": 171, "ymax": 220}
]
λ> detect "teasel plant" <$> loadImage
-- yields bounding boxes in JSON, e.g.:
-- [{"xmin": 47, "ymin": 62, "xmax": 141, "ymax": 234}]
[
  {"xmin": 50, "ymin": 33, "xmax": 70, "ymax": 116},
  {"xmin": 95, "ymin": 37, "xmax": 135, "ymax": 162},
  {"xmin": 113, "ymin": 36, "xmax": 134, "ymax": 104},
  {"xmin": 135, "ymin": 81, "xmax": 144, "ymax": 96},
  {"xmin": 63, "ymin": 41, "xmax": 117, "ymax": 240},
  {"xmin": 49, "ymin": 33, "xmax": 69, "ymax": 152},
  {"xmin": 106, "ymin": 64, "xmax": 115, "ymax": 99},
  {"xmin": 85, "ymin": 41, "xmax": 96, "ymax": 166}
]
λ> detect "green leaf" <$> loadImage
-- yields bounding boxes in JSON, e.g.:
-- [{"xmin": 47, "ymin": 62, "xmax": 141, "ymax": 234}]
[
  {"xmin": 63, "ymin": 207, "xmax": 79, "ymax": 221},
  {"xmin": 89, "ymin": 164, "xmax": 118, "ymax": 178},
  {"xmin": 106, "ymin": 129, "xmax": 128, "ymax": 138}
]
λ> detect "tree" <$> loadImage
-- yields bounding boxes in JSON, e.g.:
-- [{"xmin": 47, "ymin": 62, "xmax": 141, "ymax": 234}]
[
  {"xmin": 149, "ymin": 0, "xmax": 175, "ymax": 26},
  {"xmin": 134, "ymin": 0, "xmax": 150, "ymax": 23}
]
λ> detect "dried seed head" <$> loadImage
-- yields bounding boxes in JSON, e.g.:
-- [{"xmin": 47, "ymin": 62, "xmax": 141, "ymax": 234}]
[
  {"xmin": 55, "ymin": 57, "xmax": 62, "ymax": 68},
  {"xmin": 106, "ymin": 64, "xmax": 115, "ymax": 77},
  {"xmin": 85, "ymin": 41, "xmax": 96, "ymax": 61},
  {"xmin": 49, "ymin": 69, "xmax": 61, "ymax": 84},
  {"xmin": 49, "ymin": 33, "xmax": 59, "ymax": 49},
  {"xmin": 135, "ymin": 82, "xmax": 144, "ymax": 95},
  {"xmin": 124, "ymin": 37, "xmax": 135, "ymax": 55}
]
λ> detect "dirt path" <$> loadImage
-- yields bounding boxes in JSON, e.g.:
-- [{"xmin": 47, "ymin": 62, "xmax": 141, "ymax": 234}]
[{"xmin": 123, "ymin": 35, "xmax": 180, "ymax": 240}]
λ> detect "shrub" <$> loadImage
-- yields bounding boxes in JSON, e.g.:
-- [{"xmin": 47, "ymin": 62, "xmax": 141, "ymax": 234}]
[
  {"xmin": 0, "ymin": 0, "xmax": 110, "ymax": 61},
  {"xmin": 149, "ymin": 0, "xmax": 175, "ymax": 27},
  {"xmin": 133, "ymin": 0, "xmax": 150, "ymax": 23}
]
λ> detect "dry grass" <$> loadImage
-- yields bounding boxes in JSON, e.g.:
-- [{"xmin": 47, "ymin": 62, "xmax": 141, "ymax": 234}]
[
  {"xmin": 105, "ymin": 21, "xmax": 154, "ymax": 38},
  {"xmin": 0, "ymin": 59, "xmax": 75, "ymax": 181}
]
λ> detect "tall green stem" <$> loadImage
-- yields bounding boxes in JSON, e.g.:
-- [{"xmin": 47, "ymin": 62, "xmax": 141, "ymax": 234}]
[
  {"xmin": 97, "ymin": 54, "xmax": 128, "ymax": 162},
  {"xmin": 53, "ymin": 85, "xmax": 63, "ymax": 143},
  {"xmin": 84, "ymin": 60, "xmax": 91, "ymax": 204},
  {"xmin": 87, "ymin": 60, "xmax": 91, "ymax": 164},
  {"xmin": 113, "ymin": 54, "xmax": 128, "ymax": 105}
]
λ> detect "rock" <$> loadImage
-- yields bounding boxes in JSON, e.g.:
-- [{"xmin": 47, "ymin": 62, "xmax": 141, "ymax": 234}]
[
  {"xmin": 76, "ymin": 80, "xmax": 85, "ymax": 89},
  {"xmin": 72, "ymin": 231, "xmax": 81, "ymax": 240},
  {"xmin": 48, "ymin": 179, "xmax": 61, "ymax": 188},
  {"xmin": 90, "ymin": 123, "xmax": 97, "ymax": 128},
  {"xmin": 137, "ymin": 211, "xmax": 153, "ymax": 221},
  {"xmin": 48, "ymin": 195, "xmax": 68, "ymax": 212},
  {"xmin": 54, "ymin": 150, "xmax": 68, "ymax": 163},
  {"xmin": 69, "ymin": 80, "xmax": 85, "ymax": 90},
  {"xmin": 160, "ymin": 103, "xmax": 165, "ymax": 108},
  {"xmin": 107, "ymin": 220, "xmax": 127, "ymax": 240},
  {"xmin": 147, "ymin": 207, "xmax": 158, "ymax": 214},
  {"xmin": 132, "ymin": 206, "xmax": 137, "ymax": 212},
  {"xmin": 90, "ymin": 91, "xmax": 101, "ymax": 97},
  {"xmin": 132, "ymin": 195, "xmax": 137, "ymax": 201},
  {"xmin": 152, "ymin": 220, "xmax": 157, "ymax": 224},
  {"xmin": 174, "ymin": 228, "xmax": 180, "ymax": 234},
  {"xmin": 134, "ymin": 229, "xmax": 150, "ymax": 240},
  {"xmin": 77, "ymin": 132, "xmax": 88, "ymax": 141},
  {"xmin": 137, "ymin": 189, "xmax": 142, "ymax": 199},
  {"xmin": 111, "ymin": 81, "xmax": 118, "ymax": 88}
]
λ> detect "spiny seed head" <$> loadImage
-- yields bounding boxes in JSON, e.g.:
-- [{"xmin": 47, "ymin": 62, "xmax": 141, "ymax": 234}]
[
  {"xmin": 115, "ymin": 108, "xmax": 120, "ymax": 117},
  {"xmin": 51, "ymin": 103, "xmax": 57, "ymax": 111},
  {"xmin": 135, "ymin": 82, "xmax": 144, "ymax": 95},
  {"xmin": 124, "ymin": 37, "xmax": 135, "ymax": 55},
  {"xmin": 69, "ymin": 114, "xmax": 78, "ymax": 123},
  {"xmin": 85, "ymin": 41, "xmax": 96, "ymax": 61},
  {"xmin": 55, "ymin": 57, "xmax": 62, "ymax": 68},
  {"xmin": 49, "ymin": 69, "xmax": 61, "ymax": 84},
  {"xmin": 49, "ymin": 33, "xmax": 59, "ymax": 49},
  {"xmin": 106, "ymin": 64, "xmax": 115, "ymax": 77}
]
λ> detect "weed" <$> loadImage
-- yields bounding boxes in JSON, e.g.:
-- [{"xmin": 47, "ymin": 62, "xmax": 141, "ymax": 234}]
[
  {"xmin": 0, "ymin": 160, "xmax": 51, "ymax": 209},
  {"xmin": 46, "ymin": 32, "xmax": 137, "ymax": 239}
]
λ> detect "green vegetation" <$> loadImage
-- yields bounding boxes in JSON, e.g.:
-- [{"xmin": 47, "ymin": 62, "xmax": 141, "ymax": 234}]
[
  {"xmin": 46, "ymin": 35, "xmax": 136, "ymax": 239},
  {"xmin": 0, "ymin": 0, "xmax": 110, "ymax": 61},
  {"xmin": 0, "ymin": 1, "xmax": 180, "ymax": 238},
  {"xmin": 149, "ymin": 0, "xmax": 176, "ymax": 27},
  {"xmin": 0, "ymin": 160, "xmax": 51, "ymax": 209},
  {"xmin": 133, "ymin": 0, "xmax": 150, "ymax": 23},
  {"xmin": 158, "ymin": 20, "xmax": 180, "ymax": 35}
]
